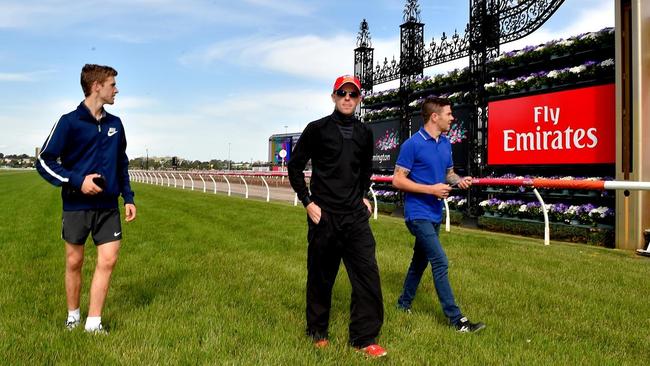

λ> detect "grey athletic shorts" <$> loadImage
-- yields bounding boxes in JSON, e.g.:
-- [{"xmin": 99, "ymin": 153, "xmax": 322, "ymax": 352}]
[{"xmin": 62, "ymin": 208, "xmax": 122, "ymax": 245}]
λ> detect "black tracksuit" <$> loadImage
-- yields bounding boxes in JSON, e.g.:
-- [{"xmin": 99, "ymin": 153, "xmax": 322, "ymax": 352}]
[{"xmin": 288, "ymin": 110, "xmax": 384, "ymax": 348}]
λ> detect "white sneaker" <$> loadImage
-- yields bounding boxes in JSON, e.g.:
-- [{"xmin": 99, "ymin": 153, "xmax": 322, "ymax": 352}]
[
  {"xmin": 65, "ymin": 316, "xmax": 80, "ymax": 330},
  {"xmin": 85, "ymin": 323, "xmax": 108, "ymax": 335}
]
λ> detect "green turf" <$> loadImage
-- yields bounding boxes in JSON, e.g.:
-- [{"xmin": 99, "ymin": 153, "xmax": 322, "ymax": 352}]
[{"xmin": 1, "ymin": 170, "xmax": 649, "ymax": 365}]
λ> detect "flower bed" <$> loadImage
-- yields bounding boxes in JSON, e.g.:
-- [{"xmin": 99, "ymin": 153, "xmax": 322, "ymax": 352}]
[
  {"xmin": 484, "ymin": 58, "xmax": 613, "ymax": 96},
  {"xmin": 371, "ymin": 189, "xmax": 399, "ymax": 203},
  {"xmin": 478, "ymin": 198, "xmax": 614, "ymax": 226},
  {"xmin": 487, "ymin": 27, "xmax": 614, "ymax": 70},
  {"xmin": 478, "ymin": 215, "xmax": 614, "ymax": 247},
  {"xmin": 362, "ymin": 27, "xmax": 614, "ymax": 114},
  {"xmin": 362, "ymin": 107, "xmax": 401, "ymax": 122},
  {"xmin": 361, "ymin": 68, "xmax": 471, "ymax": 107}
]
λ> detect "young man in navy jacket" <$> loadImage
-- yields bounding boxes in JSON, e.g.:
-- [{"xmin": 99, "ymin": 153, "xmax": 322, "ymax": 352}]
[{"xmin": 37, "ymin": 64, "xmax": 136, "ymax": 333}]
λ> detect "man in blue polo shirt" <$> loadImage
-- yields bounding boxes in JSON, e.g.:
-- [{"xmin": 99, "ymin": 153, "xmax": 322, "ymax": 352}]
[{"xmin": 392, "ymin": 97, "xmax": 485, "ymax": 333}]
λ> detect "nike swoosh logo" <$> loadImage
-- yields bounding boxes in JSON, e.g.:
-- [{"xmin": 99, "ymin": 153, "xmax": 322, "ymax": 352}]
[
  {"xmin": 108, "ymin": 130, "xmax": 118, "ymax": 137},
  {"xmin": 113, "ymin": 232, "xmax": 121, "ymax": 237}
]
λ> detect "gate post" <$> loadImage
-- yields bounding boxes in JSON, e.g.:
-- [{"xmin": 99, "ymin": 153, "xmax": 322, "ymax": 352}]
[{"xmin": 615, "ymin": 0, "xmax": 650, "ymax": 249}]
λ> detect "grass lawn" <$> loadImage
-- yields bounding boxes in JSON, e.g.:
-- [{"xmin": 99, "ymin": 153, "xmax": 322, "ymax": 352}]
[{"xmin": 1, "ymin": 170, "xmax": 649, "ymax": 365}]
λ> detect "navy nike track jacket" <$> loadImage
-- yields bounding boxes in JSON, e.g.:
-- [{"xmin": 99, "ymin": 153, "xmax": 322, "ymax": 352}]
[{"xmin": 36, "ymin": 102, "xmax": 135, "ymax": 211}]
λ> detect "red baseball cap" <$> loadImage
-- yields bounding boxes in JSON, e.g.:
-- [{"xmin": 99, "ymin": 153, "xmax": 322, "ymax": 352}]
[{"xmin": 333, "ymin": 75, "xmax": 361, "ymax": 92}]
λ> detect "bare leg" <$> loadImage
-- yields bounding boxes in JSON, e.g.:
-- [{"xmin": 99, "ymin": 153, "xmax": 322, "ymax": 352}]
[
  {"xmin": 88, "ymin": 241, "xmax": 120, "ymax": 317},
  {"xmin": 65, "ymin": 243, "xmax": 85, "ymax": 310}
]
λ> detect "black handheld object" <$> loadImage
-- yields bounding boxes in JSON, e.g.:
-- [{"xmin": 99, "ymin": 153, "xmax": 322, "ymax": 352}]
[{"xmin": 93, "ymin": 176, "xmax": 106, "ymax": 190}]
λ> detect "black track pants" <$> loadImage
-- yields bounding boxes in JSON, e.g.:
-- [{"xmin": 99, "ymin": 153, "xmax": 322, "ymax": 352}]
[{"xmin": 305, "ymin": 209, "xmax": 384, "ymax": 348}]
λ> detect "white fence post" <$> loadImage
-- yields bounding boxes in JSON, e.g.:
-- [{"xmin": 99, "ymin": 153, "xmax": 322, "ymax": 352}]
[
  {"xmin": 443, "ymin": 199, "xmax": 451, "ymax": 232},
  {"xmin": 209, "ymin": 175, "xmax": 217, "ymax": 194},
  {"xmin": 239, "ymin": 176, "xmax": 249, "ymax": 199},
  {"xmin": 369, "ymin": 183, "xmax": 378, "ymax": 220},
  {"xmin": 261, "ymin": 176, "xmax": 270, "ymax": 202},
  {"xmin": 180, "ymin": 174, "xmax": 185, "ymax": 189},
  {"xmin": 158, "ymin": 173, "xmax": 164, "ymax": 186},
  {"xmin": 200, "ymin": 175, "xmax": 206, "ymax": 193},
  {"xmin": 171, "ymin": 173, "xmax": 177, "ymax": 188},
  {"xmin": 187, "ymin": 174, "xmax": 194, "ymax": 191},
  {"xmin": 533, "ymin": 188, "xmax": 550, "ymax": 246},
  {"xmin": 223, "ymin": 175, "xmax": 231, "ymax": 196},
  {"xmin": 164, "ymin": 173, "xmax": 170, "ymax": 187}
]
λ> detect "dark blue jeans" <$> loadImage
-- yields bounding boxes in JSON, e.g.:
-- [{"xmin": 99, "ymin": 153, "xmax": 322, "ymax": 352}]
[{"xmin": 397, "ymin": 220, "xmax": 462, "ymax": 324}]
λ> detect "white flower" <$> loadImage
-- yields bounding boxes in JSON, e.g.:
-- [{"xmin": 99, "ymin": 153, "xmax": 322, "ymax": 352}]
[
  {"xmin": 589, "ymin": 206, "xmax": 609, "ymax": 219},
  {"xmin": 600, "ymin": 59, "xmax": 614, "ymax": 67},
  {"xmin": 505, "ymin": 80, "xmax": 517, "ymax": 87},
  {"xmin": 560, "ymin": 176, "xmax": 574, "ymax": 180},
  {"xmin": 458, "ymin": 199, "xmax": 467, "ymax": 207},
  {"xmin": 498, "ymin": 202, "xmax": 507, "ymax": 210},
  {"xmin": 479, "ymin": 200, "xmax": 489, "ymax": 207},
  {"xmin": 547, "ymin": 70, "xmax": 559, "ymax": 78},
  {"xmin": 558, "ymin": 39, "xmax": 574, "ymax": 47},
  {"xmin": 519, "ymin": 204, "xmax": 527, "ymax": 212},
  {"xmin": 569, "ymin": 65, "xmax": 587, "ymax": 74},
  {"xmin": 484, "ymin": 82, "xmax": 497, "ymax": 89},
  {"xmin": 567, "ymin": 205, "xmax": 580, "ymax": 215},
  {"xmin": 580, "ymin": 32, "xmax": 598, "ymax": 40}
]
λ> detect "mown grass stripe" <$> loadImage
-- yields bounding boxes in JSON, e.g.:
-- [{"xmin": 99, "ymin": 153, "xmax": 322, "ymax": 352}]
[{"xmin": 1, "ymin": 170, "xmax": 648, "ymax": 365}]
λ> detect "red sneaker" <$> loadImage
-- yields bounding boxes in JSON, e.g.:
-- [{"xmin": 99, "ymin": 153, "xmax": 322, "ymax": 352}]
[
  {"xmin": 357, "ymin": 344, "xmax": 387, "ymax": 358},
  {"xmin": 313, "ymin": 339, "xmax": 329, "ymax": 348}
]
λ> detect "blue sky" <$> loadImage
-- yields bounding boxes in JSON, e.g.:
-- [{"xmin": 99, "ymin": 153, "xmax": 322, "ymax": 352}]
[{"xmin": 0, "ymin": 0, "xmax": 613, "ymax": 162}]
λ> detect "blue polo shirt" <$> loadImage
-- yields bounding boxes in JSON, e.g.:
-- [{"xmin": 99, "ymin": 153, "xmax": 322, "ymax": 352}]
[{"xmin": 395, "ymin": 128, "xmax": 453, "ymax": 223}]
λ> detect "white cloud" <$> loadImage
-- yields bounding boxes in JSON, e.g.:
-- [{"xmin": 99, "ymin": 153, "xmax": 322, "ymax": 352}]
[
  {"xmin": 0, "ymin": 70, "xmax": 54, "ymax": 82},
  {"xmin": 104, "ymin": 88, "xmax": 334, "ymax": 161},
  {"xmin": 181, "ymin": 34, "xmax": 355, "ymax": 81},
  {"xmin": 182, "ymin": 32, "xmax": 402, "ymax": 84},
  {"xmin": 0, "ymin": 73, "xmax": 33, "ymax": 82},
  {"xmin": 112, "ymin": 96, "xmax": 159, "ymax": 111},
  {"xmin": 0, "ymin": 0, "xmax": 311, "ymax": 41},
  {"xmin": 242, "ymin": 0, "xmax": 314, "ymax": 17}
]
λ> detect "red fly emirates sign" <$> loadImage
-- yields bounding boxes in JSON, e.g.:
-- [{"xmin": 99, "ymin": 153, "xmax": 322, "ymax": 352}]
[{"xmin": 487, "ymin": 84, "xmax": 615, "ymax": 165}]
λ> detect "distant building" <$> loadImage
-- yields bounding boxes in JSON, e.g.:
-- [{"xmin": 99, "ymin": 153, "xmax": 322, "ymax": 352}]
[{"xmin": 268, "ymin": 132, "xmax": 301, "ymax": 165}]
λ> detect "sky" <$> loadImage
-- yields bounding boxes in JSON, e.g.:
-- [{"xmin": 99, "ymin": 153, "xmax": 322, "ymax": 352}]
[{"xmin": 0, "ymin": 0, "xmax": 614, "ymax": 162}]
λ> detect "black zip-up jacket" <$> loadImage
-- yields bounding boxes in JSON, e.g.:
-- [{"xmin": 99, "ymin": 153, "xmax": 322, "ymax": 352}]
[{"xmin": 288, "ymin": 110, "xmax": 374, "ymax": 214}]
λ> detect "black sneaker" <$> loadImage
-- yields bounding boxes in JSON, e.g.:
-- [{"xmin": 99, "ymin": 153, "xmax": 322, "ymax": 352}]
[
  {"xmin": 396, "ymin": 305, "xmax": 412, "ymax": 314},
  {"xmin": 454, "ymin": 317, "xmax": 486, "ymax": 333}
]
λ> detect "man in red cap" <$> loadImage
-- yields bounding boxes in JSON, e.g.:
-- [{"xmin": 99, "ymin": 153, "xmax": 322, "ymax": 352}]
[{"xmin": 288, "ymin": 75, "xmax": 386, "ymax": 357}]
